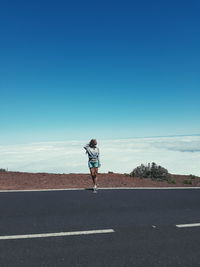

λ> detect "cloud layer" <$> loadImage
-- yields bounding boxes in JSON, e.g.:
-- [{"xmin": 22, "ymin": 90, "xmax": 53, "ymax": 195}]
[{"xmin": 0, "ymin": 136, "xmax": 199, "ymax": 176}]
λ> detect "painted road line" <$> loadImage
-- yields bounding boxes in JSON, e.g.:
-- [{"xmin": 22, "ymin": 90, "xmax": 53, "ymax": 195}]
[
  {"xmin": 0, "ymin": 188, "xmax": 85, "ymax": 193},
  {"xmin": 176, "ymin": 223, "xmax": 200, "ymax": 228},
  {"xmin": 0, "ymin": 229, "xmax": 115, "ymax": 240},
  {"xmin": 99, "ymin": 187, "xmax": 200, "ymax": 190},
  {"xmin": 0, "ymin": 187, "xmax": 200, "ymax": 193}
]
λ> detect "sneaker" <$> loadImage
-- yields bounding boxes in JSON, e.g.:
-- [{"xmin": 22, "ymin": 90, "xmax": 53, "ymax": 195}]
[{"xmin": 93, "ymin": 185, "xmax": 97, "ymax": 193}]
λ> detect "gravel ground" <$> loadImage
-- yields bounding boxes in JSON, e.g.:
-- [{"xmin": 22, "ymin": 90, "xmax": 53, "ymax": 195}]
[{"xmin": 0, "ymin": 171, "xmax": 200, "ymax": 190}]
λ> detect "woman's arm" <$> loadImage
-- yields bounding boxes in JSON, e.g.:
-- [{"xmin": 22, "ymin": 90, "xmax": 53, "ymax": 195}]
[
  {"xmin": 97, "ymin": 148, "xmax": 101, "ymax": 166},
  {"xmin": 84, "ymin": 144, "xmax": 89, "ymax": 153}
]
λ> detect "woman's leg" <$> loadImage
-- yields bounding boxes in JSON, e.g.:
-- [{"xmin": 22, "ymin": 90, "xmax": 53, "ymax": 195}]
[
  {"xmin": 90, "ymin": 167, "xmax": 98, "ymax": 188},
  {"xmin": 93, "ymin": 168, "xmax": 98, "ymax": 187},
  {"xmin": 90, "ymin": 168, "xmax": 96, "ymax": 187}
]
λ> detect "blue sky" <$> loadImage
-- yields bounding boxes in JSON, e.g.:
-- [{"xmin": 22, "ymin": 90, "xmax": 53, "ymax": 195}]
[{"xmin": 0, "ymin": 0, "xmax": 200, "ymax": 145}]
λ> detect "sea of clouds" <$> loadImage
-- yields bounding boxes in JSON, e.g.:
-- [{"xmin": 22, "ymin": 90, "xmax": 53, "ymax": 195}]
[{"xmin": 0, "ymin": 135, "xmax": 199, "ymax": 176}]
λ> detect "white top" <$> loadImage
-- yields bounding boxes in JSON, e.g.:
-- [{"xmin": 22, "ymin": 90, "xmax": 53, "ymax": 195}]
[{"xmin": 84, "ymin": 145, "xmax": 100, "ymax": 162}]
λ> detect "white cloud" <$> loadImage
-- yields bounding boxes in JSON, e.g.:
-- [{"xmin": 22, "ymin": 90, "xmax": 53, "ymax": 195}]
[{"xmin": 0, "ymin": 136, "xmax": 199, "ymax": 176}]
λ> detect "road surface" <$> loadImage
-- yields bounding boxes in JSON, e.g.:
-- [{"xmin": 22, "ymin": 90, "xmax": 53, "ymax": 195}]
[{"xmin": 0, "ymin": 189, "xmax": 200, "ymax": 266}]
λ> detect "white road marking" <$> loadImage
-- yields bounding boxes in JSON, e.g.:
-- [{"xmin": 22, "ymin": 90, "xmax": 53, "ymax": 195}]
[
  {"xmin": 0, "ymin": 188, "xmax": 84, "ymax": 193},
  {"xmin": 100, "ymin": 187, "xmax": 200, "ymax": 190},
  {"xmin": 0, "ymin": 187, "xmax": 200, "ymax": 193},
  {"xmin": 176, "ymin": 223, "xmax": 200, "ymax": 228},
  {"xmin": 0, "ymin": 229, "xmax": 115, "ymax": 240}
]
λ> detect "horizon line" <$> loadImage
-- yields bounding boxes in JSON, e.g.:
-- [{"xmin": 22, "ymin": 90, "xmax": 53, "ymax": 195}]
[{"xmin": 0, "ymin": 133, "xmax": 200, "ymax": 146}]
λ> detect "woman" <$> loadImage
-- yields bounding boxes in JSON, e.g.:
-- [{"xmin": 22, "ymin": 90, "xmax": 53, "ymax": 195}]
[{"xmin": 84, "ymin": 139, "xmax": 100, "ymax": 192}]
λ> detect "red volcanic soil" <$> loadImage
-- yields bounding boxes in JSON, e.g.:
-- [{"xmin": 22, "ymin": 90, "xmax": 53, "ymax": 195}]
[{"xmin": 0, "ymin": 171, "xmax": 199, "ymax": 190}]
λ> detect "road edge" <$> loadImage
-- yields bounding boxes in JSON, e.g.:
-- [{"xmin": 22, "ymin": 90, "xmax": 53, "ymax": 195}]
[{"xmin": 0, "ymin": 187, "xmax": 200, "ymax": 193}]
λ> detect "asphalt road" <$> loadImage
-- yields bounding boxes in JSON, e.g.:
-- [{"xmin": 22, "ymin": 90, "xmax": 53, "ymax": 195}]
[{"xmin": 0, "ymin": 189, "xmax": 200, "ymax": 267}]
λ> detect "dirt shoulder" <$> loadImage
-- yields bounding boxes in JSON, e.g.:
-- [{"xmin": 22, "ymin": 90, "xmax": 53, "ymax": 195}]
[{"xmin": 0, "ymin": 171, "xmax": 200, "ymax": 190}]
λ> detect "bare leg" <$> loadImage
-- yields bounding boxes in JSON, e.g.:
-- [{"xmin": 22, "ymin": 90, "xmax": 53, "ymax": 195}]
[
  {"xmin": 90, "ymin": 168, "xmax": 96, "ymax": 187},
  {"xmin": 94, "ymin": 167, "xmax": 98, "ymax": 187},
  {"xmin": 90, "ymin": 168, "xmax": 98, "ymax": 188}
]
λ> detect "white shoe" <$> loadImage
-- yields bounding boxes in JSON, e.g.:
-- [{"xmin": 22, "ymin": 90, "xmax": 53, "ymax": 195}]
[{"xmin": 93, "ymin": 185, "xmax": 97, "ymax": 192}]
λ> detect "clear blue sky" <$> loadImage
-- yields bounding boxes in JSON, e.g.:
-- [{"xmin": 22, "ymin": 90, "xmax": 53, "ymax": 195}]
[{"xmin": 0, "ymin": 0, "xmax": 200, "ymax": 144}]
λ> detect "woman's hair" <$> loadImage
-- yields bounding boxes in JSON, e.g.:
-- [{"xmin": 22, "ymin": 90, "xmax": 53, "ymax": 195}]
[{"xmin": 89, "ymin": 139, "xmax": 97, "ymax": 147}]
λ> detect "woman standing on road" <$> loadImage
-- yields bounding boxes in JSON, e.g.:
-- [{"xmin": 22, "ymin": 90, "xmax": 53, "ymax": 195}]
[{"xmin": 84, "ymin": 139, "xmax": 100, "ymax": 192}]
